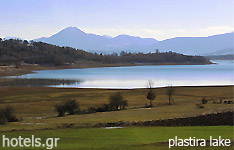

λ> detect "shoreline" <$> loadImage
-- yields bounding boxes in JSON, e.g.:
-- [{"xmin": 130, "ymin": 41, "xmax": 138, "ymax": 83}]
[{"xmin": 0, "ymin": 62, "xmax": 214, "ymax": 77}]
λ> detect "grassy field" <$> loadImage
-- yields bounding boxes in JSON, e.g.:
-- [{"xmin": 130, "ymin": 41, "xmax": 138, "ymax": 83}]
[
  {"xmin": 0, "ymin": 86, "xmax": 233, "ymax": 149},
  {"xmin": 0, "ymin": 86, "xmax": 233, "ymax": 131},
  {"xmin": 0, "ymin": 126, "xmax": 233, "ymax": 150}
]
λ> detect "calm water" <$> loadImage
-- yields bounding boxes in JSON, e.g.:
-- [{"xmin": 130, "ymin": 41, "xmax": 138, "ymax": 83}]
[{"xmin": 10, "ymin": 60, "xmax": 234, "ymax": 88}]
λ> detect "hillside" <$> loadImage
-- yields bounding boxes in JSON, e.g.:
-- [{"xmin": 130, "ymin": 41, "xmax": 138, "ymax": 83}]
[
  {"xmin": 35, "ymin": 27, "xmax": 234, "ymax": 55},
  {"xmin": 0, "ymin": 39, "xmax": 211, "ymax": 67}
]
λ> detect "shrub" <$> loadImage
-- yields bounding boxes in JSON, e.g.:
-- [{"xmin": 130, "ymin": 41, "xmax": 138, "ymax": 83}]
[
  {"xmin": 120, "ymin": 100, "xmax": 128, "ymax": 110},
  {"xmin": 0, "ymin": 106, "xmax": 18, "ymax": 125},
  {"xmin": 201, "ymin": 97, "xmax": 208, "ymax": 104},
  {"xmin": 65, "ymin": 99, "xmax": 79, "ymax": 115},
  {"xmin": 0, "ymin": 109, "xmax": 7, "ymax": 125},
  {"xmin": 55, "ymin": 102, "xmax": 66, "ymax": 117},
  {"xmin": 96, "ymin": 104, "xmax": 109, "ymax": 112},
  {"xmin": 108, "ymin": 92, "xmax": 128, "ymax": 111},
  {"xmin": 88, "ymin": 107, "xmax": 97, "ymax": 114},
  {"xmin": 4, "ymin": 106, "xmax": 18, "ymax": 122},
  {"xmin": 55, "ymin": 99, "xmax": 79, "ymax": 117}
]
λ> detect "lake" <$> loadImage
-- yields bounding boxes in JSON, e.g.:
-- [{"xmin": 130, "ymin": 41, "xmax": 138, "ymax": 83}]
[{"xmin": 7, "ymin": 60, "xmax": 234, "ymax": 88}]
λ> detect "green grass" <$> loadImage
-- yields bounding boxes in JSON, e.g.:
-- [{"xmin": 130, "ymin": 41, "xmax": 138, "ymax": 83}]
[{"xmin": 0, "ymin": 126, "xmax": 233, "ymax": 150}]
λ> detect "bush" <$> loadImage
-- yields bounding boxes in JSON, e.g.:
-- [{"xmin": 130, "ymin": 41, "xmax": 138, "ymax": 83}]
[
  {"xmin": 0, "ymin": 106, "xmax": 18, "ymax": 125},
  {"xmin": 0, "ymin": 109, "xmax": 7, "ymax": 125},
  {"xmin": 55, "ymin": 100, "xmax": 79, "ymax": 117},
  {"xmin": 201, "ymin": 97, "xmax": 208, "ymax": 104},
  {"xmin": 4, "ymin": 106, "xmax": 18, "ymax": 122},
  {"xmin": 65, "ymin": 99, "xmax": 79, "ymax": 115},
  {"xmin": 88, "ymin": 107, "xmax": 97, "ymax": 113},
  {"xmin": 55, "ymin": 102, "xmax": 66, "ymax": 117},
  {"xmin": 79, "ymin": 104, "xmax": 110, "ymax": 115},
  {"xmin": 108, "ymin": 92, "xmax": 128, "ymax": 111},
  {"xmin": 96, "ymin": 104, "xmax": 109, "ymax": 112}
]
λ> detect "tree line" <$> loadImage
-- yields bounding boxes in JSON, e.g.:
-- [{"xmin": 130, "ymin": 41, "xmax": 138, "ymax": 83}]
[{"xmin": 0, "ymin": 39, "xmax": 210, "ymax": 66}]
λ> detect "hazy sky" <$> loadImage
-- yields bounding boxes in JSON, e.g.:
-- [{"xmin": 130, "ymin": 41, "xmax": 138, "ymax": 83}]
[{"xmin": 1, "ymin": 0, "xmax": 234, "ymax": 41}]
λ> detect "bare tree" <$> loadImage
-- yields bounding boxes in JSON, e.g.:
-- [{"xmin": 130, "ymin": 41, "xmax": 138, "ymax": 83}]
[
  {"xmin": 147, "ymin": 90, "xmax": 156, "ymax": 107},
  {"xmin": 166, "ymin": 85, "xmax": 174, "ymax": 105},
  {"xmin": 146, "ymin": 80, "xmax": 156, "ymax": 107},
  {"xmin": 146, "ymin": 80, "xmax": 155, "ymax": 89}
]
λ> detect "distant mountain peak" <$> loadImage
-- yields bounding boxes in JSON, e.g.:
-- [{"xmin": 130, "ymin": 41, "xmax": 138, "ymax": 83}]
[
  {"xmin": 116, "ymin": 34, "xmax": 135, "ymax": 37},
  {"xmin": 34, "ymin": 27, "xmax": 159, "ymax": 53},
  {"xmin": 58, "ymin": 27, "xmax": 85, "ymax": 35},
  {"xmin": 102, "ymin": 35, "xmax": 112, "ymax": 38},
  {"xmin": 63, "ymin": 26, "xmax": 82, "ymax": 31},
  {"xmin": 115, "ymin": 34, "xmax": 140, "ymax": 39},
  {"xmin": 34, "ymin": 27, "xmax": 233, "ymax": 55}
]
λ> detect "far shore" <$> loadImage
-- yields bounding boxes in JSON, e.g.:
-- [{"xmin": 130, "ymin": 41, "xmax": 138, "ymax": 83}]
[{"xmin": 0, "ymin": 62, "xmax": 214, "ymax": 77}]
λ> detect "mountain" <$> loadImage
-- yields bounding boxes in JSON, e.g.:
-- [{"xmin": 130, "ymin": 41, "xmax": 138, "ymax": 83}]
[
  {"xmin": 35, "ymin": 27, "xmax": 234, "ymax": 55},
  {"xmin": 155, "ymin": 33, "xmax": 234, "ymax": 55},
  {"xmin": 202, "ymin": 48, "xmax": 234, "ymax": 56},
  {"xmin": 35, "ymin": 27, "xmax": 158, "ymax": 53}
]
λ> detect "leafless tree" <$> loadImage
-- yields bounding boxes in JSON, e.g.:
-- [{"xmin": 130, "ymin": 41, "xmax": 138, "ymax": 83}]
[
  {"xmin": 166, "ymin": 85, "xmax": 175, "ymax": 105},
  {"xmin": 146, "ymin": 80, "xmax": 155, "ymax": 90},
  {"xmin": 146, "ymin": 80, "xmax": 156, "ymax": 107}
]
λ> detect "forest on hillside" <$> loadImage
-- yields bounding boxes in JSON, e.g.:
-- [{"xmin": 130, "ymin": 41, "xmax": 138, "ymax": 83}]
[{"xmin": 0, "ymin": 39, "xmax": 211, "ymax": 66}]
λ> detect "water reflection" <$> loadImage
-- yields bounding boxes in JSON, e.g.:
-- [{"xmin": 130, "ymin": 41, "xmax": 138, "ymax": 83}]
[
  {"xmin": 2, "ymin": 60, "xmax": 234, "ymax": 88},
  {"xmin": 0, "ymin": 78, "xmax": 81, "ymax": 87}
]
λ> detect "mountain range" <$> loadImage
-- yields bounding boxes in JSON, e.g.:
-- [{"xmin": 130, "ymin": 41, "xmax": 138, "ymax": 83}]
[
  {"xmin": 203, "ymin": 48, "xmax": 234, "ymax": 56},
  {"xmin": 35, "ymin": 27, "xmax": 234, "ymax": 55}
]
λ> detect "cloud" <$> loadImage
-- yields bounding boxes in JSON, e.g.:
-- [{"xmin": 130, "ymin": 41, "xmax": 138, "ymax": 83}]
[{"xmin": 198, "ymin": 26, "xmax": 234, "ymax": 35}]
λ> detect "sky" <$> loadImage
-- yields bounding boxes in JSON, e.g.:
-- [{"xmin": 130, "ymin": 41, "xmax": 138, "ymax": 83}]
[{"xmin": 0, "ymin": 0, "xmax": 234, "ymax": 41}]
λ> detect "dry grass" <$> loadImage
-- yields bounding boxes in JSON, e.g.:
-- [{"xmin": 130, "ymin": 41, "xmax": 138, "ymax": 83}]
[{"xmin": 0, "ymin": 86, "xmax": 233, "ymax": 131}]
